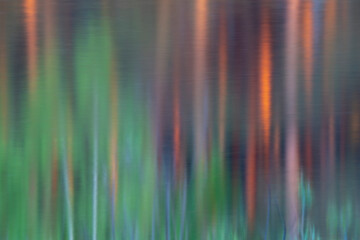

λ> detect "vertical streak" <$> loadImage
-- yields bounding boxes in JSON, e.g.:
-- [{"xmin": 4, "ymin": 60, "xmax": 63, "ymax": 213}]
[
  {"xmin": 43, "ymin": 0, "xmax": 56, "ymax": 82},
  {"xmin": 154, "ymin": 1, "xmax": 172, "ymax": 237},
  {"xmin": 26, "ymin": 0, "xmax": 40, "ymax": 236},
  {"xmin": 273, "ymin": 123, "xmax": 280, "ymax": 169},
  {"xmin": 173, "ymin": 49, "xmax": 181, "ymax": 180},
  {"xmin": 339, "ymin": 0, "xmax": 348, "ymax": 168},
  {"xmin": 109, "ymin": 56, "xmax": 119, "ymax": 239},
  {"xmin": 24, "ymin": 0, "xmax": 38, "ymax": 94},
  {"xmin": 67, "ymin": 109, "xmax": 74, "ymax": 239},
  {"xmin": 63, "ymin": 119, "xmax": 74, "ymax": 240},
  {"xmin": 246, "ymin": 77, "xmax": 256, "ymax": 231},
  {"xmin": 179, "ymin": 183, "xmax": 187, "ymax": 240},
  {"xmin": 259, "ymin": 6, "xmax": 272, "ymax": 170},
  {"xmin": 193, "ymin": 0, "xmax": 209, "ymax": 235},
  {"xmin": 218, "ymin": 7, "xmax": 227, "ymax": 159},
  {"xmin": 62, "ymin": 144, "xmax": 73, "ymax": 240},
  {"xmin": 285, "ymin": 0, "xmax": 299, "ymax": 237},
  {"xmin": 154, "ymin": 0, "xmax": 170, "ymax": 165},
  {"xmin": 166, "ymin": 179, "xmax": 171, "ymax": 240},
  {"xmin": 0, "ymin": 16, "xmax": 8, "ymax": 141},
  {"xmin": 51, "ymin": 141, "xmax": 58, "ymax": 230},
  {"xmin": 66, "ymin": 108, "xmax": 74, "ymax": 188},
  {"xmin": 322, "ymin": 1, "xmax": 337, "ymax": 225},
  {"xmin": 100, "ymin": 3, "xmax": 118, "ymax": 237},
  {"xmin": 93, "ymin": 94, "xmax": 98, "ymax": 240},
  {"xmin": 323, "ymin": 0, "xmax": 336, "ymax": 170},
  {"xmin": 303, "ymin": 0, "xmax": 313, "ymax": 97},
  {"xmin": 303, "ymin": 0, "xmax": 314, "ymax": 176},
  {"xmin": 194, "ymin": 0, "xmax": 208, "ymax": 165},
  {"xmin": 43, "ymin": 0, "xmax": 60, "ymax": 238}
]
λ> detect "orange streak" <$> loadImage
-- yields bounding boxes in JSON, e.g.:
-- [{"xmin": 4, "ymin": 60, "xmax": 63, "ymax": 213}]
[
  {"xmin": 246, "ymin": 120, "xmax": 256, "ymax": 231},
  {"xmin": 193, "ymin": 0, "xmax": 208, "ymax": 231},
  {"xmin": 303, "ymin": 0, "xmax": 313, "ymax": 96},
  {"xmin": 194, "ymin": 0, "xmax": 208, "ymax": 165},
  {"xmin": 173, "ymin": 52, "xmax": 181, "ymax": 180},
  {"xmin": 24, "ymin": 1, "xmax": 39, "ymax": 233},
  {"xmin": 303, "ymin": 0, "xmax": 314, "ymax": 176},
  {"xmin": 246, "ymin": 137, "xmax": 256, "ymax": 230},
  {"xmin": 218, "ymin": 7, "xmax": 227, "ymax": 159},
  {"xmin": 24, "ymin": 0, "xmax": 38, "ymax": 94},
  {"xmin": 246, "ymin": 81, "xmax": 256, "ymax": 231},
  {"xmin": 259, "ymin": 9, "xmax": 271, "ymax": 168},
  {"xmin": 323, "ymin": 0, "xmax": 336, "ymax": 99},
  {"xmin": 324, "ymin": 0, "xmax": 336, "ymax": 44}
]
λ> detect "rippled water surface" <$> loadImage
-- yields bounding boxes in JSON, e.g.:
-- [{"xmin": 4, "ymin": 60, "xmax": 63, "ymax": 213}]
[{"xmin": 1, "ymin": 0, "xmax": 360, "ymax": 239}]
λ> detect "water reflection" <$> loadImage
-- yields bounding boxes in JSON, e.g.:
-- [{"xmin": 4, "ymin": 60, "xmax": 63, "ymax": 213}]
[{"xmin": 0, "ymin": 0, "xmax": 360, "ymax": 239}]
